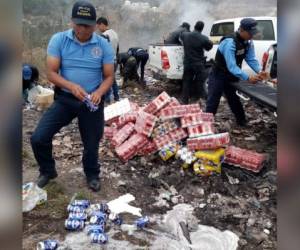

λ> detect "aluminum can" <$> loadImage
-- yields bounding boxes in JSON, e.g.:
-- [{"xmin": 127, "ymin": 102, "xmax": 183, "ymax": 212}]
[
  {"xmin": 68, "ymin": 212, "xmax": 87, "ymax": 221},
  {"xmin": 36, "ymin": 240, "xmax": 58, "ymax": 250},
  {"xmin": 90, "ymin": 232, "xmax": 108, "ymax": 244},
  {"xmin": 86, "ymin": 224, "xmax": 105, "ymax": 235},
  {"xmin": 135, "ymin": 216, "xmax": 149, "ymax": 229},
  {"xmin": 64, "ymin": 219, "xmax": 85, "ymax": 231},
  {"xmin": 67, "ymin": 205, "xmax": 86, "ymax": 213},
  {"xmin": 70, "ymin": 200, "xmax": 90, "ymax": 209}
]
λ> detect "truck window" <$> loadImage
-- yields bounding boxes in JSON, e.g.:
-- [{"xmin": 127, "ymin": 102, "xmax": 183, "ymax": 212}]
[
  {"xmin": 210, "ymin": 22, "xmax": 234, "ymax": 36},
  {"xmin": 253, "ymin": 20, "xmax": 275, "ymax": 41}
]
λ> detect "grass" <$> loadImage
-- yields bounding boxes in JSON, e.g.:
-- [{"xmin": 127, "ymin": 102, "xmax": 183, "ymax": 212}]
[
  {"xmin": 36, "ymin": 182, "xmax": 69, "ymax": 219},
  {"xmin": 74, "ymin": 190, "xmax": 94, "ymax": 201},
  {"xmin": 35, "ymin": 183, "xmax": 95, "ymax": 219},
  {"xmin": 22, "ymin": 148, "xmax": 38, "ymax": 168}
]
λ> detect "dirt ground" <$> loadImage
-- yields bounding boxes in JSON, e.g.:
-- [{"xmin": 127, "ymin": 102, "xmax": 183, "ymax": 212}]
[{"xmin": 22, "ymin": 72, "xmax": 277, "ymax": 250}]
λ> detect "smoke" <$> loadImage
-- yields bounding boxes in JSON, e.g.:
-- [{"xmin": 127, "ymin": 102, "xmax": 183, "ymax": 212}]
[
  {"xmin": 178, "ymin": 0, "xmax": 214, "ymax": 35},
  {"xmin": 23, "ymin": 0, "xmax": 277, "ymax": 53},
  {"xmin": 110, "ymin": 0, "xmax": 276, "ymax": 51},
  {"xmin": 115, "ymin": 0, "xmax": 215, "ymax": 51},
  {"xmin": 117, "ymin": 0, "xmax": 178, "ymax": 50}
]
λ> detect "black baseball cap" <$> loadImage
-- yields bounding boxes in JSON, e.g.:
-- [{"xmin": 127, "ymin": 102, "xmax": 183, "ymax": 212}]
[
  {"xmin": 240, "ymin": 18, "xmax": 258, "ymax": 36},
  {"xmin": 71, "ymin": 1, "xmax": 96, "ymax": 26}
]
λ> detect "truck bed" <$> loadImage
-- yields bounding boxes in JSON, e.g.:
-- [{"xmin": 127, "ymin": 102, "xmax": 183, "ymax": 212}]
[{"xmin": 230, "ymin": 81, "xmax": 277, "ymax": 110}]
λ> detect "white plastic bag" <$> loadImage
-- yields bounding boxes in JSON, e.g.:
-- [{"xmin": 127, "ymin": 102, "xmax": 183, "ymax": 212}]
[
  {"xmin": 22, "ymin": 182, "xmax": 47, "ymax": 212},
  {"xmin": 107, "ymin": 193, "xmax": 142, "ymax": 217},
  {"xmin": 151, "ymin": 204, "xmax": 239, "ymax": 250},
  {"xmin": 27, "ymin": 85, "xmax": 54, "ymax": 108}
]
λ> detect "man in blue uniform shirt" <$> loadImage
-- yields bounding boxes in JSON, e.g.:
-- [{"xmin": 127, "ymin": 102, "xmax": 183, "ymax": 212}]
[
  {"xmin": 206, "ymin": 18, "xmax": 265, "ymax": 126},
  {"xmin": 30, "ymin": 1, "xmax": 114, "ymax": 191}
]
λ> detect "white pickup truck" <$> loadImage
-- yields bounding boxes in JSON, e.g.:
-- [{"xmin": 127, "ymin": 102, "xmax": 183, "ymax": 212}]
[{"xmin": 148, "ymin": 16, "xmax": 277, "ymax": 80}]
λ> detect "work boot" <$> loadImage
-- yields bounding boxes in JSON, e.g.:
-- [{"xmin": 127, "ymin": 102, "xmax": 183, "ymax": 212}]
[
  {"xmin": 87, "ymin": 178, "xmax": 101, "ymax": 192},
  {"xmin": 36, "ymin": 172, "xmax": 58, "ymax": 188}
]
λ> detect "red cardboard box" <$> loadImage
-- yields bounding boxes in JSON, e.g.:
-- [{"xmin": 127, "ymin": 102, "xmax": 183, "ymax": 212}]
[
  {"xmin": 134, "ymin": 111, "xmax": 157, "ymax": 137},
  {"xmin": 143, "ymin": 91, "xmax": 171, "ymax": 114},
  {"xmin": 181, "ymin": 112, "xmax": 214, "ymax": 128},
  {"xmin": 159, "ymin": 104, "xmax": 202, "ymax": 120},
  {"xmin": 111, "ymin": 122, "xmax": 135, "ymax": 147},
  {"xmin": 115, "ymin": 133, "xmax": 148, "ymax": 162},
  {"xmin": 224, "ymin": 146, "xmax": 267, "ymax": 172},
  {"xmin": 187, "ymin": 132, "xmax": 230, "ymax": 150}
]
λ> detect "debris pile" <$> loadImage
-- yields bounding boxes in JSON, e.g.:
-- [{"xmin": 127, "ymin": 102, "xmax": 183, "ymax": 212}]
[{"xmin": 104, "ymin": 91, "xmax": 268, "ymax": 174}]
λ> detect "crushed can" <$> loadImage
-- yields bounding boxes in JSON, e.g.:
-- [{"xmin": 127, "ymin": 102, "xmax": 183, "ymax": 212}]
[
  {"xmin": 135, "ymin": 216, "xmax": 149, "ymax": 229},
  {"xmin": 36, "ymin": 240, "xmax": 58, "ymax": 250},
  {"xmin": 90, "ymin": 232, "xmax": 108, "ymax": 244},
  {"xmin": 86, "ymin": 224, "xmax": 105, "ymax": 235},
  {"xmin": 64, "ymin": 219, "xmax": 85, "ymax": 231}
]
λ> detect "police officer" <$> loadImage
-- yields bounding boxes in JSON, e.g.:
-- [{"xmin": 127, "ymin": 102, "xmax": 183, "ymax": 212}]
[
  {"xmin": 206, "ymin": 18, "xmax": 264, "ymax": 126},
  {"xmin": 181, "ymin": 21, "xmax": 213, "ymax": 104},
  {"xmin": 30, "ymin": 1, "xmax": 114, "ymax": 191},
  {"xmin": 118, "ymin": 52, "xmax": 139, "ymax": 85},
  {"xmin": 22, "ymin": 64, "xmax": 39, "ymax": 102},
  {"xmin": 127, "ymin": 47, "xmax": 149, "ymax": 84},
  {"xmin": 164, "ymin": 22, "xmax": 191, "ymax": 45}
]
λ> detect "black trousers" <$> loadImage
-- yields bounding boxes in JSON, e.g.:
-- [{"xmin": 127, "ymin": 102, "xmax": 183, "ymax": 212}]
[
  {"xmin": 31, "ymin": 91, "xmax": 104, "ymax": 180},
  {"xmin": 136, "ymin": 52, "xmax": 149, "ymax": 82},
  {"xmin": 182, "ymin": 63, "xmax": 207, "ymax": 104},
  {"xmin": 205, "ymin": 68, "xmax": 246, "ymax": 123}
]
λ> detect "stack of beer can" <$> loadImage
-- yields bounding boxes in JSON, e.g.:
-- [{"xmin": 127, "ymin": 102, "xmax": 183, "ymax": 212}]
[
  {"xmin": 65, "ymin": 200, "xmax": 89, "ymax": 231},
  {"xmin": 86, "ymin": 203, "xmax": 118, "ymax": 244}
]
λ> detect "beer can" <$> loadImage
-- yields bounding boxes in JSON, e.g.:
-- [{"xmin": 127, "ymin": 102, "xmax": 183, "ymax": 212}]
[
  {"xmin": 112, "ymin": 215, "xmax": 123, "ymax": 225},
  {"xmin": 86, "ymin": 224, "xmax": 105, "ymax": 235},
  {"xmin": 90, "ymin": 232, "xmax": 108, "ymax": 244},
  {"xmin": 90, "ymin": 211, "xmax": 107, "ymax": 225},
  {"xmin": 64, "ymin": 219, "xmax": 85, "ymax": 231},
  {"xmin": 135, "ymin": 216, "xmax": 149, "ymax": 229},
  {"xmin": 68, "ymin": 212, "xmax": 88, "ymax": 221},
  {"xmin": 36, "ymin": 239, "xmax": 58, "ymax": 250},
  {"xmin": 67, "ymin": 205, "xmax": 86, "ymax": 213},
  {"xmin": 70, "ymin": 200, "xmax": 90, "ymax": 209}
]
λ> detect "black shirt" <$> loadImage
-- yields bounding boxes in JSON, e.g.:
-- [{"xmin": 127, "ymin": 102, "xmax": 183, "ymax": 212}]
[
  {"xmin": 164, "ymin": 27, "xmax": 189, "ymax": 45},
  {"xmin": 181, "ymin": 31, "xmax": 213, "ymax": 65}
]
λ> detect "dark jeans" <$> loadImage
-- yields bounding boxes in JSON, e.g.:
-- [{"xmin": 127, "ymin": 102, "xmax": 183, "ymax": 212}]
[
  {"xmin": 105, "ymin": 61, "xmax": 120, "ymax": 102},
  {"xmin": 205, "ymin": 68, "xmax": 246, "ymax": 123},
  {"xmin": 30, "ymin": 91, "xmax": 104, "ymax": 180},
  {"xmin": 182, "ymin": 63, "xmax": 207, "ymax": 104},
  {"xmin": 105, "ymin": 80, "xmax": 119, "ymax": 102}
]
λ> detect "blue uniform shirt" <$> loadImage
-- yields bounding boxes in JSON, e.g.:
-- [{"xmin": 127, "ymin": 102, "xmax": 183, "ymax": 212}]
[
  {"xmin": 218, "ymin": 38, "xmax": 261, "ymax": 80},
  {"xmin": 47, "ymin": 29, "xmax": 114, "ymax": 93}
]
